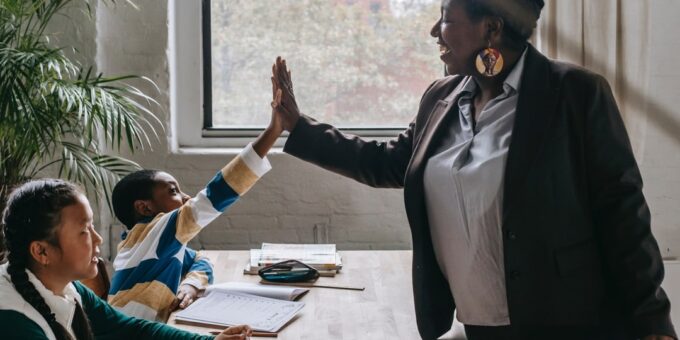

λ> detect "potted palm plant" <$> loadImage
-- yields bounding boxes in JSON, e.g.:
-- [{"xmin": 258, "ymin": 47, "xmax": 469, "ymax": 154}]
[{"xmin": 0, "ymin": 0, "xmax": 158, "ymax": 257}]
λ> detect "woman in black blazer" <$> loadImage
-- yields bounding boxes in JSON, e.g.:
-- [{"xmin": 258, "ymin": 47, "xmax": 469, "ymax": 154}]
[{"xmin": 269, "ymin": 0, "xmax": 675, "ymax": 339}]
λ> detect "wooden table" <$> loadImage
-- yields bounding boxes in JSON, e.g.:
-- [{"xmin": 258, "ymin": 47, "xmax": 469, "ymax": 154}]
[{"xmin": 168, "ymin": 250, "xmax": 420, "ymax": 339}]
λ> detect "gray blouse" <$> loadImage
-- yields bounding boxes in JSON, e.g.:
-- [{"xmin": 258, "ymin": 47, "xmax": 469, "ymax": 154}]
[{"xmin": 423, "ymin": 49, "xmax": 527, "ymax": 326}]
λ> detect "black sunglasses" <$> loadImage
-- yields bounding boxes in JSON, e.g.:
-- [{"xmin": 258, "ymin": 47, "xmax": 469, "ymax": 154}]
[{"xmin": 258, "ymin": 259, "xmax": 320, "ymax": 283}]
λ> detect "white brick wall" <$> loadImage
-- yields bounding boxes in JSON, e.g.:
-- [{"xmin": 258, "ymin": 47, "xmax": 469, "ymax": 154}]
[{"xmin": 103, "ymin": 153, "xmax": 411, "ymax": 258}]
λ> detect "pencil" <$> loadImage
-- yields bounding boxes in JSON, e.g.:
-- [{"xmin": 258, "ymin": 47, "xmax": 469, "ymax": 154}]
[
  {"xmin": 259, "ymin": 280, "xmax": 365, "ymax": 291},
  {"xmin": 209, "ymin": 330, "xmax": 278, "ymax": 337}
]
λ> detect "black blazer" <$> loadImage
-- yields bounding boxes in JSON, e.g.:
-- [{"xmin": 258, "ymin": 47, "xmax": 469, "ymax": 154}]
[{"xmin": 284, "ymin": 45, "xmax": 675, "ymax": 339}]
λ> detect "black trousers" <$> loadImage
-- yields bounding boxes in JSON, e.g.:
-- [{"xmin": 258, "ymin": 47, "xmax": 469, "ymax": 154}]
[{"xmin": 464, "ymin": 324, "xmax": 634, "ymax": 340}]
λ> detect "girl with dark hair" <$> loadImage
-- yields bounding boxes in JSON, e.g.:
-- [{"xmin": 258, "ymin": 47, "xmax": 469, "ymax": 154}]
[
  {"xmin": 0, "ymin": 179, "xmax": 251, "ymax": 339},
  {"xmin": 269, "ymin": 0, "xmax": 675, "ymax": 338}
]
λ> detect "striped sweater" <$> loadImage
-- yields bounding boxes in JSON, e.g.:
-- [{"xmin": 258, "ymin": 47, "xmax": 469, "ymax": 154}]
[{"xmin": 108, "ymin": 143, "xmax": 271, "ymax": 321}]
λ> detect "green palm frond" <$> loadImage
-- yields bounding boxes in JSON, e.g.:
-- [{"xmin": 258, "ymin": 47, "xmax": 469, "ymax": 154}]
[
  {"xmin": 0, "ymin": 0, "xmax": 158, "ymax": 213},
  {"xmin": 54, "ymin": 141, "xmax": 140, "ymax": 209}
]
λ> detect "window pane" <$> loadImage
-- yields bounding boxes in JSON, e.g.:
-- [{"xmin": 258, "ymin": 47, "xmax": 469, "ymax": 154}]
[{"xmin": 210, "ymin": 0, "xmax": 442, "ymax": 128}]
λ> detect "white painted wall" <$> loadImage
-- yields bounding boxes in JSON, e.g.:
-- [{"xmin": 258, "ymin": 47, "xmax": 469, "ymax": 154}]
[
  {"xmin": 49, "ymin": 1, "xmax": 679, "ymax": 262},
  {"xmin": 641, "ymin": 0, "xmax": 680, "ymax": 260},
  {"xmin": 664, "ymin": 261, "xmax": 680, "ymax": 329}
]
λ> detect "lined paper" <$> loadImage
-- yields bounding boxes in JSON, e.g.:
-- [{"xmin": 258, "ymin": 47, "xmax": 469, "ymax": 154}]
[{"xmin": 175, "ymin": 291, "xmax": 304, "ymax": 332}]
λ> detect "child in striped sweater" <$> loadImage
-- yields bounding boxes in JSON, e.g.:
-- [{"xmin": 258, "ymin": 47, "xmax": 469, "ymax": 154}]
[{"xmin": 108, "ymin": 92, "xmax": 283, "ymax": 322}]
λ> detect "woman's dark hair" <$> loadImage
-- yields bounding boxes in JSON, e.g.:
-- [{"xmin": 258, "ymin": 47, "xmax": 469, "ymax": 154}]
[
  {"xmin": 1, "ymin": 179, "xmax": 94, "ymax": 340},
  {"xmin": 112, "ymin": 169, "xmax": 161, "ymax": 229},
  {"xmin": 461, "ymin": 0, "xmax": 545, "ymax": 49}
]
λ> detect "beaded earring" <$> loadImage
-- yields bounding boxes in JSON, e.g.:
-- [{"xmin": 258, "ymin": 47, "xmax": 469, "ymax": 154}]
[{"xmin": 475, "ymin": 41, "xmax": 504, "ymax": 77}]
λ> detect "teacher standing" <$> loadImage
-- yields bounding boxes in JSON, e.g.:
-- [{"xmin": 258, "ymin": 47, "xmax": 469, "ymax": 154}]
[{"xmin": 270, "ymin": 0, "xmax": 675, "ymax": 339}]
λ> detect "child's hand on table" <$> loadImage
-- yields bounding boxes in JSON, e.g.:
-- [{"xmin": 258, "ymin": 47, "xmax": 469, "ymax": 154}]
[{"xmin": 172, "ymin": 284, "xmax": 200, "ymax": 310}]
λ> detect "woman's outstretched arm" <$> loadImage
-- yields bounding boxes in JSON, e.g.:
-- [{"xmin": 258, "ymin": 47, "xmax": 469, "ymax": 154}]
[{"xmin": 269, "ymin": 56, "xmax": 414, "ymax": 188}]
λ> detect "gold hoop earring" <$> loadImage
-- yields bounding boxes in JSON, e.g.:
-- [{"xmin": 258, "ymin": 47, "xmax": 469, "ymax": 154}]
[{"xmin": 475, "ymin": 41, "xmax": 504, "ymax": 77}]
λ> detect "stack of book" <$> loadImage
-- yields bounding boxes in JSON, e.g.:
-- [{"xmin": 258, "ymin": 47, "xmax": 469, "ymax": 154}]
[{"xmin": 244, "ymin": 243, "xmax": 343, "ymax": 277}]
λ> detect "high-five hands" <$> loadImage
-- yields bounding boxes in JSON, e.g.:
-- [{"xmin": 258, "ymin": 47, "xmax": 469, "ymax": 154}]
[{"xmin": 271, "ymin": 56, "xmax": 301, "ymax": 132}]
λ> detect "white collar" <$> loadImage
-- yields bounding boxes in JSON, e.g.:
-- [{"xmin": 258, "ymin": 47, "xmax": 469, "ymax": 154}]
[
  {"xmin": 25, "ymin": 268, "xmax": 81, "ymax": 339},
  {"xmin": 0, "ymin": 263, "xmax": 82, "ymax": 339},
  {"xmin": 503, "ymin": 46, "xmax": 528, "ymax": 93}
]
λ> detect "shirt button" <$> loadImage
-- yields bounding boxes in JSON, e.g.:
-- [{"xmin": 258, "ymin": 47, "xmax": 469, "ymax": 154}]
[
  {"xmin": 507, "ymin": 230, "xmax": 517, "ymax": 240},
  {"xmin": 509, "ymin": 270, "xmax": 520, "ymax": 280}
]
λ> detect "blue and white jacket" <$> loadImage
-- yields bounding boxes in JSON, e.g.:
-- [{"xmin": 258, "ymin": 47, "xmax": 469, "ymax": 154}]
[{"xmin": 108, "ymin": 143, "xmax": 271, "ymax": 321}]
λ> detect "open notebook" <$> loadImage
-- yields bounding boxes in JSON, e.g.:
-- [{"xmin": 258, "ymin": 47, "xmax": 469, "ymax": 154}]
[{"xmin": 175, "ymin": 282, "xmax": 307, "ymax": 333}]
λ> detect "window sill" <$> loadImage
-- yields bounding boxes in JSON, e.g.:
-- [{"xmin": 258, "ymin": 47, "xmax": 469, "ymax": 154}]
[{"xmin": 174, "ymin": 146, "xmax": 287, "ymax": 156}]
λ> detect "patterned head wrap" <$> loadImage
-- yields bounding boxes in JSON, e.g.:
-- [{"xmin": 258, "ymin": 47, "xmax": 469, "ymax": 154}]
[{"xmin": 479, "ymin": 0, "xmax": 545, "ymax": 39}]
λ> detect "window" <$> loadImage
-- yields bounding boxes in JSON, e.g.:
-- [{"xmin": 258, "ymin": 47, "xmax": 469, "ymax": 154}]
[
  {"xmin": 206, "ymin": 0, "xmax": 441, "ymax": 132},
  {"xmin": 173, "ymin": 0, "xmax": 441, "ymax": 147},
  {"xmin": 173, "ymin": 1, "xmax": 442, "ymax": 146}
]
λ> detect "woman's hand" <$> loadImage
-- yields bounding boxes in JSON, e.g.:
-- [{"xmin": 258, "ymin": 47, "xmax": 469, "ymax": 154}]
[
  {"xmin": 213, "ymin": 325, "xmax": 252, "ymax": 340},
  {"xmin": 271, "ymin": 56, "xmax": 301, "ymax": 132}
]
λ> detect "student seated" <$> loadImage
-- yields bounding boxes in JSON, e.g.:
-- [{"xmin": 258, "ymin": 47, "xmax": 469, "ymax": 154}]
[
  {"xmin": 0, "ymin": 179, "xmax": 252, "ymax": 340},
  {"xmin": 107, "ymin": 117, "xmax": 281, "ymax": 321}
]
